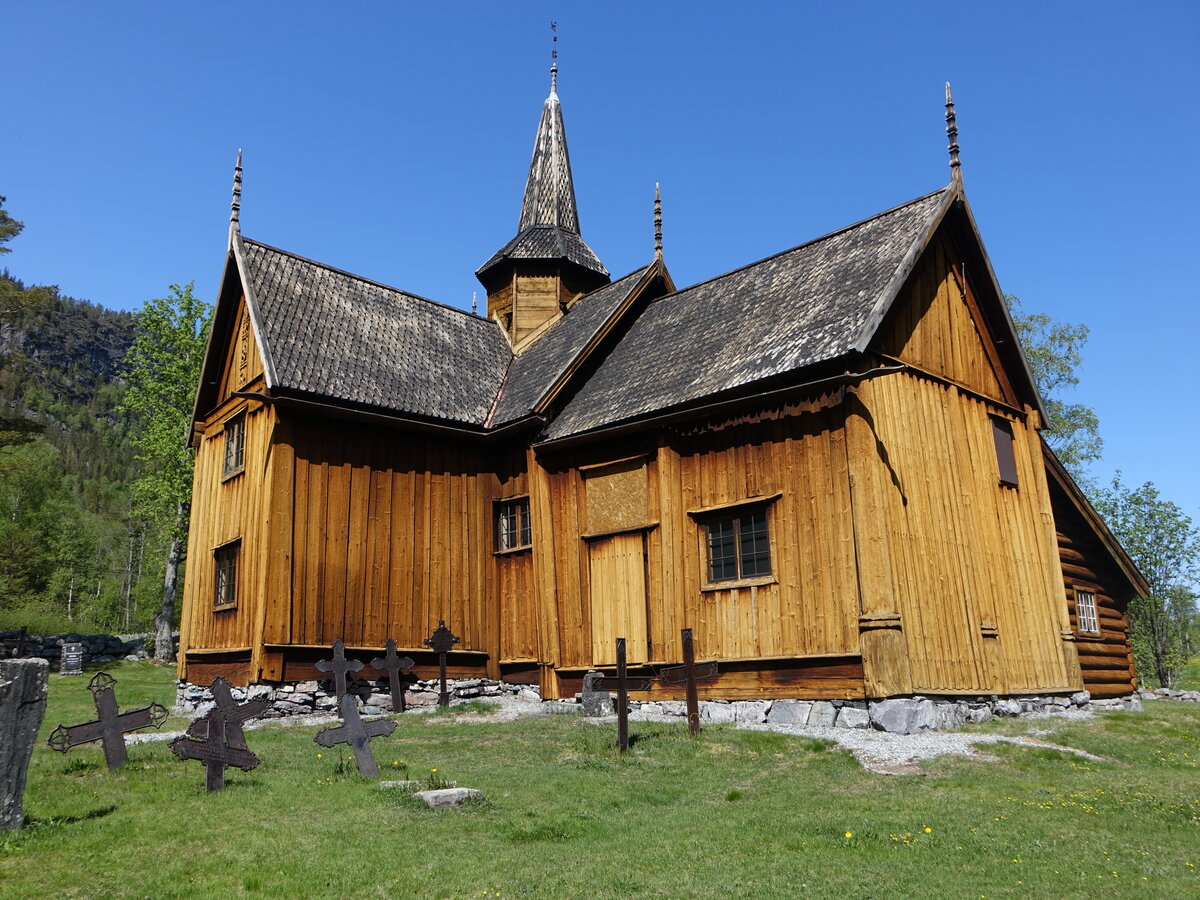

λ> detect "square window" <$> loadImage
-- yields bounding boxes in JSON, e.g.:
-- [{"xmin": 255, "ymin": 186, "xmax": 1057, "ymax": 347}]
[
  {"xmin": 703, "ymin": 507, "xmax": 772, "ymax": 583},
  {"xmin": 1076, "ymin": 590, "xmax": 1099, "ymax": 634},
  {"xmin": 223, "ymin": 414, "xmax": 245, "ymax": 477},
  {"xmin": 213, "ymin": 541, "xmax": 240, "ymax": 610},
  {"xmin": 496, "ymin": 497, "xmax": 531, "ymax": 552}
]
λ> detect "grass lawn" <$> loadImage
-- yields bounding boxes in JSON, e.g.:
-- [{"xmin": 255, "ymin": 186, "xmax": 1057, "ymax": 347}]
[{"xmin": 2, "ymin": 662, "xmax": 1198, "ymax": 899}]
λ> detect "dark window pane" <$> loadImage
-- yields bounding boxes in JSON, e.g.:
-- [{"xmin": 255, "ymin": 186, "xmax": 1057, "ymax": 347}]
[
  {"xmin": 497, "ymin": 498, "xmax": 532, "ymax": 551},
  {"xmin": 706, "ymin": 516, "xmax": 738, "ymax": 582},
  {"xmin": 223, "ymin": 415, "xmax": 245, "ymax": 476},
  {"xmin": 991, "ymin": 416, "xmax": 1018, "ymax": 487},
  {"xmin": 738, "ymin": 510, "xmax": 771, "ymax": 577}
]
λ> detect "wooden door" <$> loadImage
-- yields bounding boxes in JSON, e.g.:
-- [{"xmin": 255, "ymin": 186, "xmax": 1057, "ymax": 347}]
[{"xmin": 588, "ymin": 532, "xmax": 649, "ymax": 665}]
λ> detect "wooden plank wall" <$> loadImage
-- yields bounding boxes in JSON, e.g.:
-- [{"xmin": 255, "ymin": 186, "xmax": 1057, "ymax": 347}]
[
  {"xmin": 534, "ymin": 402, "xmax": 861, "ymax": 694},
  {"xmin": 266, "ymin": 421, "xmax": 497, "ymax": 660},
  {"xmin": 1048, "ymin": 485, "xmax": 1137, "ymax": 697},
  {"xmin": 495, "ymin": 461, "xmax": 538, "ymax": 664},
  {"xmin": 850, "ymin": 372, "xmax": 1074, "ymax": 695}
]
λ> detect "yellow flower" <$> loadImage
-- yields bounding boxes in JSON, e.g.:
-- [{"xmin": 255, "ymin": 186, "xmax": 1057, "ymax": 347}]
[
  {"xmin": 431, "ymin": 768, "xmax": 438, "ymax": 773},
  {"xmin": 317, "ymin": 753, "xmax": 323, "ymax": 759},
  {"xmin": 924, "ymin": 826, "xmax": 932, "ymax": 834},
  {"xmin": 844, "ymin": 831, "xmax": 853, "ymax": 838}
]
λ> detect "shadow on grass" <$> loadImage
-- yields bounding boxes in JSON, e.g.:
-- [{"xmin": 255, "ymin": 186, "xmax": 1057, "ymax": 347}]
[{"xmin": 24, "ymin": 805, "xmax": 117, "ymax": 827}]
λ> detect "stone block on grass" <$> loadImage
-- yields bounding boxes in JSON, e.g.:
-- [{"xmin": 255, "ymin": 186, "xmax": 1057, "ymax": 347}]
[{"xmin": 414, "ymin": 788, "xmax": 482, "ymax": 809}]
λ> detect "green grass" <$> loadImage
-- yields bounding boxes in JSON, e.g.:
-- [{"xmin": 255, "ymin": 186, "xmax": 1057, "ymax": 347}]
[{"xmin": 3, "ymin": 663, "xmax": 1198, "ymax": 899}]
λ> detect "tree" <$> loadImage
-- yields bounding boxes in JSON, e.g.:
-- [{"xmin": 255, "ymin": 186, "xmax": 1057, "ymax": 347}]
[
  {"xmin": 1093, "ymin": 473, "xmax": 1200, "ymax": 688},
  {"xmin": 1006, "ymin": 295, "xmax": 1103, "ymax": 476},
  {"xmin": 120, "ymin": 283, "xmax": 210, "ymax": 662},
  {"xmin": 0, "ymin": 195, "xmax": 22, "ymax": 253}
]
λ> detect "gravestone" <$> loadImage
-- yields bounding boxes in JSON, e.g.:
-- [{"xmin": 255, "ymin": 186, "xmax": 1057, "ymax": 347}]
[
  {"xmin": 580, "ymin": 670, "xmax": 613, "ymax": 717},
  {"xmin": 589, "ymin": 639, "xmax": 653, "ymax": 752},
  {"xmin": 184, "ymin": 677, "xmax": 266, "ymax": 751},
  {"xmin": 369, "ymin": 639, "xmax": 415, "ymax": 713},
  {"xmin": 1, "ymin": 658, "xmax": 49, "ymax": 829},
  {"xmin": 423, "ymin": 621, "xmax": 460, "ymax": 707},
  {"xmin": 59, "ymin": 642, "xmax": 84, "ymax": 676},
  {"xmin": 657, "ymin": 628, "xmax": 719, "ymax": 736},
  {"xmin": 46, "ymin": 672, "xmax": 168, "ymax": 769},
  {"xmin": 314, "ymin": 694, "xmax": 397, "ymax": 778},
  {"xmin": 315, "ymin": 639, "xmax": 363, "ymax": 700},
  {"xmin": 170, "ymin": 711, "xmax": 261, "ymax": 791}
]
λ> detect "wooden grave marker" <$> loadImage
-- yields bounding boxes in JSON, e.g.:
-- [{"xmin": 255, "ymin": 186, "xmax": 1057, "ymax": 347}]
[
  {"xmin": 370, "ymin": 639, "xmax": 415, "ymax": 713},
  {"xmin": 315, "ymin": 639, "xmax": 363, "ymax": 699},
  {"xmin": 314, "ymin": 694, "xmax": 396, "ymax": 778},
  {"xmin": 46, "ymin": 672, "xmax": 168, "ymax": 769},
  {"xmin": 657, "ymin": 628, "xmax": 719, "ymax": 736},
  {"xmin": 170, "ymin": 710, "xmax": 262, "ymax": 791},
  {"xmin": 590, "ymin": 638, "xmax": 653, "ymax": 752},
  {"xmin": 423, "ymin": 620, "xmax": 460, "ymax": 707}
]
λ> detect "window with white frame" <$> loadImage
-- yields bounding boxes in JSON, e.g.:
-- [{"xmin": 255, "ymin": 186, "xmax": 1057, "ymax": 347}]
[
  {"xmin": 495, "ymin": 497, "xmax": 531, "ymax": 552},
  {"xmin": 223, "ymin": 413, "xmax": 245, "ymax": 478},
  {"xmin": 1076, "ymin": 590, "xmax": 1099, "ymax": 634}
]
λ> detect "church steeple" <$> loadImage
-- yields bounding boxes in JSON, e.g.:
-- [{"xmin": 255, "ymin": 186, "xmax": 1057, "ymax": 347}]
[{"xmin": 477, "ymin": 60, "xmax": 609, "ymax": 347}]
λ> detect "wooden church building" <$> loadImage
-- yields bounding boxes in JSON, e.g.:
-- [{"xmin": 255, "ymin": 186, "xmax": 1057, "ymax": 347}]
[{"xmin": 178, "ymin": 70, "xmax": 1147, "ymax": 702}]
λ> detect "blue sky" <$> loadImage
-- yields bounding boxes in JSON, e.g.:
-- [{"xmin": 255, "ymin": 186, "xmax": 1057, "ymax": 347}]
[{"xmin": 5, "ymin": 2, "xmax": 1198, "ymax": 517}]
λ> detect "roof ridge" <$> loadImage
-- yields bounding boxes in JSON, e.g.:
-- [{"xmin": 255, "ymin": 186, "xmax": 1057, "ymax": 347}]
[
  {"xmin": 647, "ymin": 186, "xmax": 952, "ymax": 306},
  {"xmin": 239, "ymin": 236, "xmax": 497, "ymax": 327}
]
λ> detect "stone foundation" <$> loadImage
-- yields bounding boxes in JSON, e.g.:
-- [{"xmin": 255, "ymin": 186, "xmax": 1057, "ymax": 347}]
[{"xmin": 175, "ymin": 676, "xmax": 528, "ymax": 717}]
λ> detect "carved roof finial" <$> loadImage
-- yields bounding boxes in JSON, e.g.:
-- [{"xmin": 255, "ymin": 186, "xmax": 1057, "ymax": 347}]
[
  {"xmin": 654, "ymin": 182, "xmax": 663, "ymax": 260},
  {"xmin": 472, "ymin": 291, "xmax": 478, "ymax": 316},
  {"xmin": 945, "ymin": 82, "xmax": 962, "ymax": 183},
  {"xmin": 229, "ymin": 149, "xmax": 243, "ymax": 245},
  {"xmin": 550, "ymin": 21, "xmax": 558, "ymax": 95}
]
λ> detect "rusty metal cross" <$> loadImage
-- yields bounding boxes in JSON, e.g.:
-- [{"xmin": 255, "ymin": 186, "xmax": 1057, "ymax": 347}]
[
  {"xmin": 314, "ymin": 694, "xmax": 397, "ymax": 778},
  {"xmin": 316, "ymin": 638, "xmax": 363, "ymax": 699},
  {"xmin": 170, "ymin": 711, "xmax": 261, "ymax": 791},
  {"xmin": 184, "ymin": 677, "xmax": 268, "ymax": 751},
  {"xmin": 658, "ymin": 628, "xmax": 719, "ymax": 736},
  {"xmin": 2, "ymin": 626, "xmax": 30, "ymax": 658},
  {"xmin": 46, "ymin": 672, "xmax": 168, "ymax": 769},
  {"xmin": 423, "ymin": 620, "xmax": 460, "ymax": 707},
  {"xmin": 370, "ymin": 638, "xmax": 415, "ymax": 713},
  {"xmin": 590, "ymin": 638, "xmax": 654, "ymax": 752}
]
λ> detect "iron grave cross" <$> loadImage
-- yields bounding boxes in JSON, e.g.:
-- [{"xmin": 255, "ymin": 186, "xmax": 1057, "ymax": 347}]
[
  {"xmin": 590, "ymin": 638, "xmax": 654, "ymax": 752},
  {"xmin": 46, "ymin": 672, "xmax": 168, "ymax": 769},
  {"xmin": 316, "ymin": 638, "xmax": 364, "ymax": 699},
  {"xmin": 423, "ymin": 620, "xmax": 460, "ymax": 707},
  {"xmin": 658, "ymin": 628, "xmax": 719, "ymax": 736},
  {"xmin": 170, "ymin": 710, "xmax": 262, "ymax": 791},
  {"xmin": 314, "ymin": 694, "xmax": 397, "ymax": 778},
  {"xmin": 370, "ymin": 638, "xmax": 415, "ymax": 713},
  {"xmin": 184, "ymin": 677, "xmax": 268, "ymax": 751}
]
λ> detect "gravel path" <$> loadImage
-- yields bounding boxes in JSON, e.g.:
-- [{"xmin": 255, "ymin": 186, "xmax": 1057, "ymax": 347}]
[{"xmin": 129, "ymin": 695, "xmax": 1103, "ymax": 775}]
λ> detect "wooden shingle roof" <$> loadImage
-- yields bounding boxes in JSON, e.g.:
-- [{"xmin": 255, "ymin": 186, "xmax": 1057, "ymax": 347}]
[
  {"xmin": 237, "ymin": 238, "xmax": 511, "ymax": 427},
  {"xmin": 543, "ymin": 187, "xmax": 954, "ymax": 440}
]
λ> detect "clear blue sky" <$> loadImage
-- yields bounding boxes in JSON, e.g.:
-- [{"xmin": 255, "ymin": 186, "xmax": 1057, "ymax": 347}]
[{"xmin": 5, "ymin": 2, "xmax": 1198, "ymax": 517}]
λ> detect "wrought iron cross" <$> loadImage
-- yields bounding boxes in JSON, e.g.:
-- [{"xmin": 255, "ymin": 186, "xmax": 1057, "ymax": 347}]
[
  {"xmin": 590, "ymin": 638, "xmax": 654, "ymax": 752},
  {"xmin": 314, "ymin": 694, "xmax": 397, "ymax": 778},
  {"xmin": 184, "ymin": 677, "xmax": 268, "ymax": 751},
  {"xmin": 370, "ymin": 638, "xmax": 415, "ymax": 713},
  {"xmin": 315, "ymin": 638, "xmax": 364, "ymax": 699},
  {"xmin": 3, "ymin": 626, "xmax": 30, "ymax": 658},
  {"xmin": 170, "ymin": 710, "xmax": 261, "ymax": 791},
  {"xmin": 423, "ymin": 620, "xmax": 460, "ymax": 707},
  {"xmin": 658, "ymin": 628, "xmax": 719, "ymax": 736},
  {"xmin": 46, "ymin": 672, "xmax": 168, "ymax": 769}
]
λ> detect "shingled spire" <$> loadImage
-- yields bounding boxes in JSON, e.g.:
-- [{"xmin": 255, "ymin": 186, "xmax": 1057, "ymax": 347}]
[{"xmin": 478, "ymin": 59, "xmax": 610, "ymax": 347}]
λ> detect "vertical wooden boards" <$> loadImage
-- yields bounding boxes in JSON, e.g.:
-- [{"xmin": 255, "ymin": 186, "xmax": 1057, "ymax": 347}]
[
  {"xmin": 513, "ymin": 274, "xmax": 561, "ymax": 345},
  {"xmin": 878, "ymin": 236, "xmax": 1009, "ymax": 404},
  {"xmin": 852, "ymin": 371, "xmax": 1074, "ymax": 695},
  {"xmin": 588, "ymin": 533, "xmax": 649, "ymax": 664}
]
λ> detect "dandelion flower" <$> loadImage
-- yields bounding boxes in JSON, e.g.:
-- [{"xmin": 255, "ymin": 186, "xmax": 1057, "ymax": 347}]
[
  {"xmin": 924, "ymin": 826, "xmax": 932, "ymax": 834},
  {"xmin": 317, "ymin": 753, "xmax": 323, "ymax": 759},
  {"xmin": 844, "ymin": 831, "xmax": 853, "ymax": 838}
]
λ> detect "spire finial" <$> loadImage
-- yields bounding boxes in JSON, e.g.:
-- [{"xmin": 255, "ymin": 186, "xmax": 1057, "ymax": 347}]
[
  {"xmin": 472, "ymin": 291, "xmax": 478, "ymax": 316},
  {"xmin": 653, "ymin": 182, "xmax": 663, "ymax": 259},
  {"xmin": 550, "ymin": 21, "xmax": 558, "ymax": 94},
  {"xmin": 945, "ymin": 82, "xmax": 962, "ymax": 183},
  {"xmin": 231, "ymin": 147, "xmax": 246, "ymax": 229}
]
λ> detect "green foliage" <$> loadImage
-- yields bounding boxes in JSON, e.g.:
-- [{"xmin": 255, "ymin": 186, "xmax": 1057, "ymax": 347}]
[
  {"xmin": 7, "ymin": 661, "xmax": 1200, "ymax": 898},
  {"xmin": 119, "ymin": 282, "xmax": 210, "ymax": 540},
  {"xmin": 0, "ymin": 195, "xmax": 22, "ymax": 254},
  {"xmin": 1094, "ymin": 473, "xmax": 1200, "ymax": 688},
  {"xmin": 1005, "ymin": 294, "xmax": 1103, "ymax": 476}
]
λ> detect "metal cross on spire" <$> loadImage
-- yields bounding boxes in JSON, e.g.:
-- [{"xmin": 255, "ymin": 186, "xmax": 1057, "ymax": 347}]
[{"xmin": 945, "ymin": 83, "xmax": 962, "ymax": 183}]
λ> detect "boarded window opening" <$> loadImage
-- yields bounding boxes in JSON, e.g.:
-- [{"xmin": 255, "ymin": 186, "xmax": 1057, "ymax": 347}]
[{"xmin": 990, "ymin": 415, "xmax": 1018, "ymax": 487}]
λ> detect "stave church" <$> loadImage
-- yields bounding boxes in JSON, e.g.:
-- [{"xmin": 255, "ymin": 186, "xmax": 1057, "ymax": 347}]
[{"xmin": 177, "ymin": 64, "xmax": 1146, "ymax": 703}]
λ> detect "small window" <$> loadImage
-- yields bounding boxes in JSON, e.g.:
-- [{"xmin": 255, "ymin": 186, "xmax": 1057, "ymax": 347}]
[
  {"xmin": 703, "ymin": 507, "xmax": 771, "ymax": 584},
  {"xmin": 1076, "ymin": 590, "xmax": 1099, "ymax": 634},
  {"xmin": 223, "ymin": 414, "xmax": 245, "ymax": 478},
  {"xmin": 990, "ymin": 415, "xmax": 1018, "ymax": 487},
  {"xmin": 213, "ymin": 541, "xmax": 240, "ymax": 610},
  {"xmin": 496, "ymin": 497, "xmax": 531, "ymax": 552}
]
